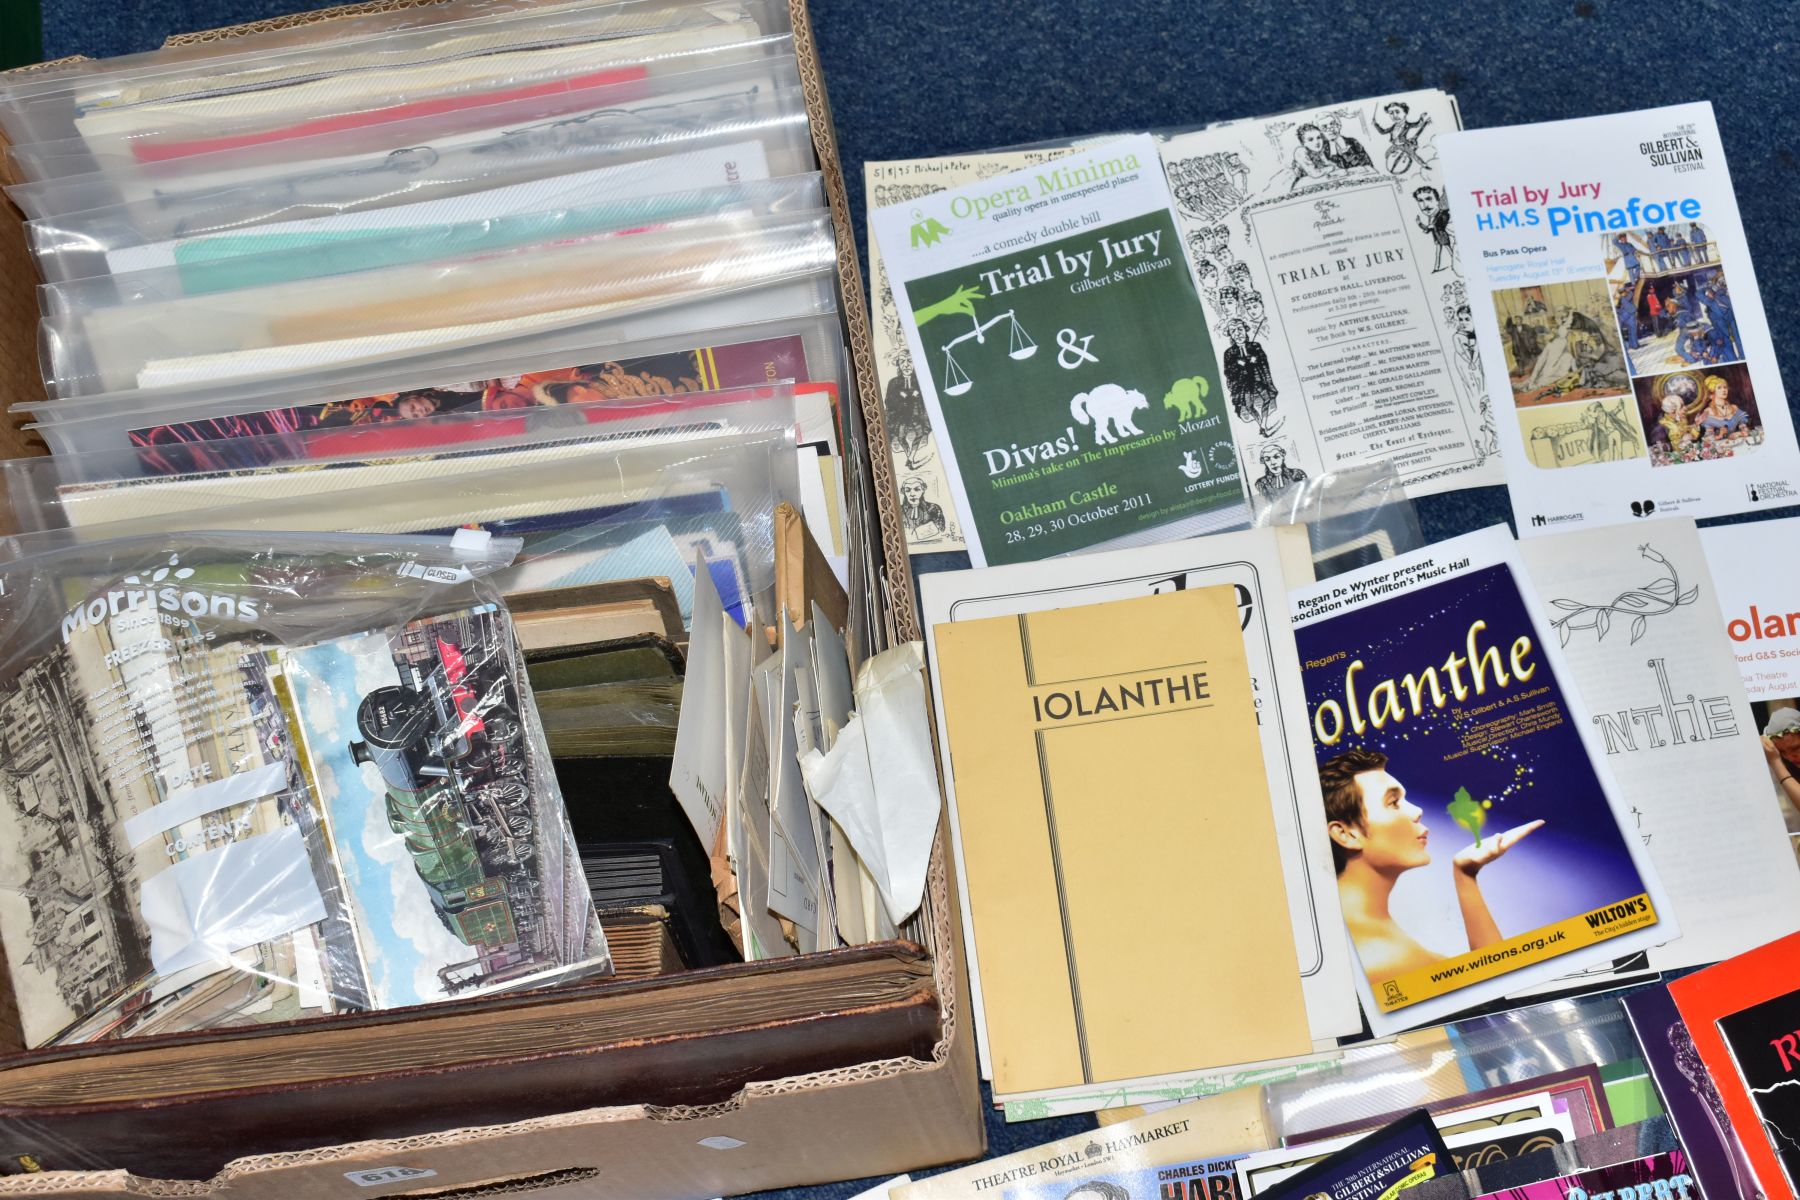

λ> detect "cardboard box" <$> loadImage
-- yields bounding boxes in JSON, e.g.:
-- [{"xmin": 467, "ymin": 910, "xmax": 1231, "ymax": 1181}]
[{"xmin": 0, "ymin": 1, "xmax": 982, "ymax": 1195}]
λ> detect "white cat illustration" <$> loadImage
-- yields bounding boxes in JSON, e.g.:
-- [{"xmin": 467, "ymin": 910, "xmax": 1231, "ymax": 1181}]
[{"xmin": 1070, "ymin": 383, "xmax": 1149, "ymax": 446}]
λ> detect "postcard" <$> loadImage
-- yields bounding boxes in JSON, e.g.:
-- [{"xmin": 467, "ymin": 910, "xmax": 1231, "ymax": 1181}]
[
  {"xmin": 1699, "ymin": 516, "xmax": 1800, "ymax": 864},
  {"xmin": 279, "ymin": 604, "xmax": 608, "ymax": 1007},
  {"xmin": 930, "ymin": 585, "xmax": 1312, "ymax": 1097},
  {"xmin": 1518, "ymin": 521, "xmax": 1800, "ymax": 984},
  {"xmin": 1289, "ymin": 525, "xmax": 1676, "ymax": 1034},
  {"xmin": 920, "ymin": 524, "xmax": 1360, "ymax": 1098},
  {"xmin": 1440, "ymin": 102, "xmax": 1800, "ymax": 532},
  {"xmin": 1161, "ymin": 90, "xmax": 1501, "ymax": 505},
  {"xmin": 870, "ymin": 135, "xmax": 1248, "ymax": 566},
  {"xmin": 865, "ymin": 145, "xmax": 1077, "ymax": 557}
]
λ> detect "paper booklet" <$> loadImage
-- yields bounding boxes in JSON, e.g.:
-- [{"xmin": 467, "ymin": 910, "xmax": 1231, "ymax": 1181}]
[
  {"xmin": 1160, "ymin": 89, "xmax": 1501, "ymax": 506},
  {"xmin": 870, "ymin": 134, "xmax": 1249, "ymax": 567},
  {"xmin": 1440, "ymin": 101, "xmax": 1800, "ymax": 532},
  {"xmin": 866, "ymin": 147, "xmax": 1077, "ymax": 559},
  {"xmin": 1699, "ymin": 515, "xmax": 1800, "ymax": 866},
  {"xmin": 920, "ymin": 525, "xmax": 1361, "ymax": 1108},
  {"xmin": 1288, "ymin": 525, "xmax": 1677, "ymax": 1035},
  {"xmin": 1514, "ymin": 520, "xmax": 1800, "ymax": 993},
  {"xmin": 928, "ymin": 583, "xmax": 1313, "ymax": 1098}
]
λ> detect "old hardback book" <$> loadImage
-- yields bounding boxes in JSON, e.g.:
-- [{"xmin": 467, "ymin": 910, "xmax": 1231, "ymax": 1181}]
[
  {"xmin": 0, "ymin": 942, "xmax": 936, "ymax": 1179},
  {"xmin": 929, "ymin": 586, "xmax": 1312, "ymax": 1096},
  {"xmin": 508, "ymin": 578, "xmax": 686, "ymax": 651},
  {"xmin": 597, "ymin": 905, "xmax": 688, "ymax": 979}
]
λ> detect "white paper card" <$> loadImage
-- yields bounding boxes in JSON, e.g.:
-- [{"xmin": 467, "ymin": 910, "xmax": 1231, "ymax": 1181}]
[
  {"xmin": 1520, "ymin": 520, "xmax": 1800, "ymax": 976},
  {"xmin": 1441, "ymin": 102, "xmax": 1800, "ymax": 532}
]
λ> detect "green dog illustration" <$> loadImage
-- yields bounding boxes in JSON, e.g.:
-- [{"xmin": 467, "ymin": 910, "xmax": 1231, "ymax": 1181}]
[{"xmin": 1163, "ymin": 376, "xmax": 1211, "ymax": 421}]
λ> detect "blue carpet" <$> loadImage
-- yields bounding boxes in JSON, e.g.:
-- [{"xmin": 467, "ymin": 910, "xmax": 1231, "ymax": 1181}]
[{"xmin": 29, "ymin": 0, "xmax": 1800, "ymax": 1195}]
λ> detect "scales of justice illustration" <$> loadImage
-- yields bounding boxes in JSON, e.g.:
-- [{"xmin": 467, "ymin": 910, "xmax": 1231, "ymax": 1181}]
[{"xmin": 938, "ymin": 306, "xmax": 1038, "ymax": 395}]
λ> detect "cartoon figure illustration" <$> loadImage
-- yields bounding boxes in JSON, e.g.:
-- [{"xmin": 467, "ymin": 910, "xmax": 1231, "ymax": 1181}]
[
  {"xmin": 1243, "ymin": 292, "xmax": 1270, "ymax": 343},
  {"xmin": 1671, "ymin": 285, "xmax": 1714, "ymax": 367},
  {"xmin": 898, "ymin": 475, "xmax": 949, "ymax": 543},
  {"xmin": 1189, "ymin": 242, "xmax": 1220, "ymax": 304},
  {"xmin": 1214, "ymin": 285, "xmax": 1244, "ymax": 327},
  {"xmin": 1413, "ymin": 186, "xmax": 1454, "ymax": 273},
  {"xmin": 1204, "ymin": 224, "xmax": 1238, "ymax": 272},
  {"xmin": 1162, "ymin": 375, "xmax": 1211, "ymax": 421},
  {"xmin": 1178, "ymin": 450, "xmax": 1207, "ymax": 479},
  {"xmin": 1670, "ymin": 230, "xmax": 1692, "ymax": 268},
  {"xmin": 1071, "ymin": 384, "xmax": 1150, "ymax": 445},
  {"xmin": 1650, "ymin": 226, "xmax": 1674, "ymax": 272},
  {"xmin": 883, "ymin": 355, "xmax": 935, "ymax": 470},
  {"xmin": 1252, "ymin": 440, "xmax": 1309, "ymax": 501},
  {"xmin": 1451, "ymin": 304, "xmax": 1485, "ymax": 403},
  {"xmin": 1289, "ymin": 122, "xmax": 1345, "ymax": 188},
  {"xmin": 1373, "ymin": 100, "xmax": 1433, "ymax": 174},
  {"xmin": 1165, "ymin": 152, "xmax": 1251, "ymax": 222},
  {"xmin": 1223, "ymin": 317, "xmax": 1282, "ymax": 435},
  {"xmin": 1321, "ymin": 114, "xmax": 1377, "ymax": 172},
  {"xmin": 1581, "ymin": 395, "xmax": 1638, "ymax": 462}
]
